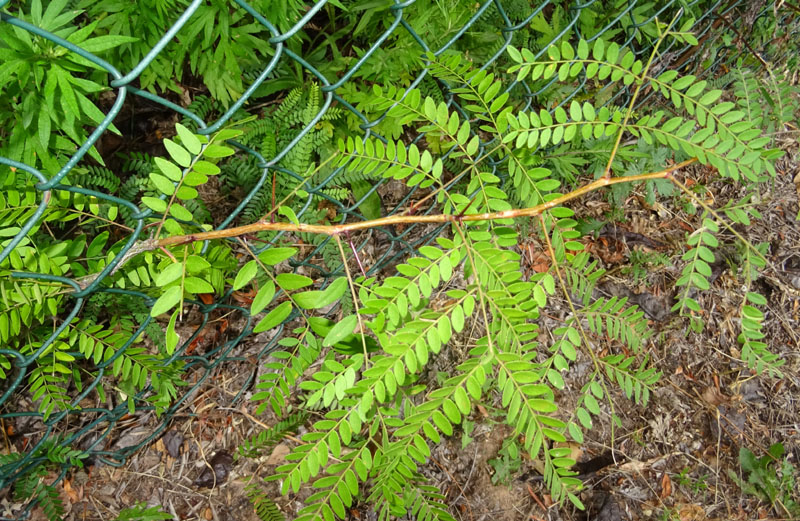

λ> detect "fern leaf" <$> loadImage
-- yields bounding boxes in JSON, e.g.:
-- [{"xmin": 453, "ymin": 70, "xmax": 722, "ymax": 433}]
[
  {"xmin": 245, "ymin": 482, "xmax": 285, "ymax": 521},
  {"xmin": 238, "ymin": 412, "xmax": 308, "ymax": 460}
]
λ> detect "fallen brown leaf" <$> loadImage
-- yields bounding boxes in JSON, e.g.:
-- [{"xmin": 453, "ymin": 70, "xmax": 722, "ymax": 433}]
[
  {"xmin": 267, "ymin": 443, "xmax": 291, "ymax": 465},
  {"xmin": 678, "ymin": 502, "xmax": 707, "ymax": 521},
  {"xmin": 62, "ymin": 478, "xmax": 81, "ymax": 503},
  {"xmin": 701, "ymin": 386, "xmax": 728, "ymax": 406},
  {"xmin": 660, "ymin": 472, "xmax": 672, "ymax": 499}
]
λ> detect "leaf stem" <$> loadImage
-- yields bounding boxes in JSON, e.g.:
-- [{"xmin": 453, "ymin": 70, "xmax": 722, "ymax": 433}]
[
  {"xmin": 602, "ymin": 13, "xmax": 681, "ymax": 178},
  {"xmin": 334, "ymin": 235, "xmax": 369, "ymax": 364}
]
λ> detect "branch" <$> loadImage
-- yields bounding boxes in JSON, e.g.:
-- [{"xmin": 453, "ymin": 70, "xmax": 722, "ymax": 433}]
[
  {"xmin": 76, "ymin": 238, "xmax": 160, "ymax": 289},
  {"xmin": 159, "ymin": 160, "xmax": 695, "ymax": 247},
  {"xmin": 77, "ymin": 159, "xmax": 695, "ymax": 286}
]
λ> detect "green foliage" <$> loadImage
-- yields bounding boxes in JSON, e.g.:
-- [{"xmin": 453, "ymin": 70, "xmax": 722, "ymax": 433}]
[
  {"xmin": 14, "ymin": 469, "xmax": 64, "ymax": 521},
  {"xmin": 115, "ymin": 502, "xmax": 174, "ymax": 521},
  {"xmin": 0, "ymin": 3, "xmax": 792, "ymax": 520},
  {"xmin": 488, "ymin": 438, "xmax": 523, "ymax": 485},
  {"xmin": 734, "ymin": 68, "xmax": 800, "ymax": 138},
  {"xmin": 0, "ymin": 178, "xmax": 158, "ymax": 416},
  {"xmin": 79, "ymin": 0, "xmax": 293, "ymax": 106},
  {"xmin": 621, "ymin": 250, "xmax": 671, "ymax": 284},
  {"xmin": 675, "ymin": 467, "xmax": 710, "ymax": 497},
  {"xmin": 245, "ymin": 482, "xmax": 286, "ymax": 521},
  {"xmin": 730, "ymin": 443, "xmax": 800, "ymax": 517},
  {"xmin": 237, "ymin": 411, "xmax": 308, "ymax": 460},
  {"xmin": 734, "ymin": 238, "xmax": 780, "ymax": 376},
  {"xmin": 77, "ymin": 0, "xmax": 191, "ymax": 95},
  {"xmin": 70, "ymin": 165, "xmax": 122, "ymax": 193},
  {"xmin": 507, "ymin": 37, "xmax": 771, "ymax": 183},
  {"xmin": 228, "ymin": 27, "xmax": 788, "ymax": 519},
  {"xmin": 671, "ymin": 215, "xmax": 719, "ymax": 320},
  {"xmin": 221, "ymin": 84, "xmax": 346, "ymax": 224},
  {"xmin": 1, "ymin": 438, "xmax": 87, "ymax": 521},
  {"xmin": 0, "ymin": 123, "xmax": 240, "ymax": 421},
  {"xmin": 0, "ymin": 0, "xmax": 134, "ymax": 173}
]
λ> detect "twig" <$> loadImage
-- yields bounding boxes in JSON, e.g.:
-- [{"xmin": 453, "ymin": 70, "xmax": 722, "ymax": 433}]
[
  {"xmin": 601, "ymin": 12, "xmax": 681, "ymax": 178},
  {"xmin": 430, "ymin": 456, "xmax": 474, "ymax": 521},
  {"xmin": 526, "ymin": 483, "xmax": 549, "ymax": 519},
  {"xmin": 347, "ymin": 232, "xmax": 367, "ymax": 277},
  {"xmin": 69, "ymin": 160, "xmax": 694, "ymax": 291},
  {"xmin": 334, "ymin": 235, "xmax": 370, "ymax": 363},
  {"xmin": 75, "ymin": 238, "xmax": 160, "ymax": 289},
  {"xmin": 452, "ymin": 442, "xmax": 479, "ymax": 505},
  {"xmin": 717, "ymin": 14, "xmax": 770, "ymax": 70},
  {"xmin": 782, "ymin": 0, "xmax": 800, "ymax": 15},
  {"xmin": 159, "ymin": 162, "xmax": 692, "ymax": 246}
]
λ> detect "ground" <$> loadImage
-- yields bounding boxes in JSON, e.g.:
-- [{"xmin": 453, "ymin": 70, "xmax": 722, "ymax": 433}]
[{"xmin": 14, "ymin": 150, "xmax": 800, "ymax": 521}]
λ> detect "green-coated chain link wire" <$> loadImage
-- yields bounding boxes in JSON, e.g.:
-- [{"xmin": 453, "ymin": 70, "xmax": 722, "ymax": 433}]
[{"xmin": 0, "ymin": 0, "xmax": 788, "ymax": 518}]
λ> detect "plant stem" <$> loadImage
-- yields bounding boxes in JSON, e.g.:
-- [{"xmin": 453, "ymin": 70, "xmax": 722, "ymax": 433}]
[
  {"xmin": 73, "ymin": 158, "xmax": 693, "ymax": 289},
  {"xmin": 334, "ymin": 235, "xmax": 369, "ymax": 364},
  {"xmin": 159, "ymin": 159, "xmax": 695, "ymax": 248}
]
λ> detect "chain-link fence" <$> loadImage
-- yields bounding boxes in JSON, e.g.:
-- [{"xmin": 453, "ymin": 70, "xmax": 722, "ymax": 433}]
[{"xmin": 0, "ymin": 0, "xmax": 793, "ymax": 518}]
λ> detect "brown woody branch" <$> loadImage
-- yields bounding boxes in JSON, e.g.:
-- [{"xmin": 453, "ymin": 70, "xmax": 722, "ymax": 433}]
[
  {"xmin": 158, "ymin": 158, "xmax": 696, "ymax": 248},
  {"xmin": 72, "ymin": 159, "xmax": 695, "ymax": 291}
]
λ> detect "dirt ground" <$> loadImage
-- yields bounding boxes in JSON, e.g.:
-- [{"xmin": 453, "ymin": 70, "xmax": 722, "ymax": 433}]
[{"xmin": 15, "ymin": 150, "xmax": 800, "ymax": 521}]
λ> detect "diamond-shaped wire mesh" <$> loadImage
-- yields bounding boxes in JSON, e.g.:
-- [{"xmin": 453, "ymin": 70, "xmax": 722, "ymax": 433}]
[{"xmin": 0, "ymin": 0, "xmax": 787, "ymax": 517}]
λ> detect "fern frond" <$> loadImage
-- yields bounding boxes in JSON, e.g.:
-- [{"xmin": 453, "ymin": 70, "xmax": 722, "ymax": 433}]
[
  {"xmin": 272, "ymin": 88, "xmax": 303, "ymax": 126},
  {"xmin": 296, "ymin": 232, "xmax": 341, "ymax": 273},
  {"xmin": 69, "ymin": 165, "xmax": 121, "ymax": 193},
  {"xmin": 119, "ymin": 175, "xmax": 152, "ymax": 204},
  {"xmin": 671, "ymin": 215, "xmax": 718, "ymax": 324},
  {"xmin": 239, "ymin": 118, "xmax": 276, "ymax": 151},
  {"xmin": 282, "ymin": 132, "xmax": 315, "ymax": 175},
  {"xmin": 241, "ymin": 188, "xmax": 273, "ymax": 225},
  {"xmin": 581, "ymin": 296, "xmax": 651, "ymax": 353},
  {"xmin": 226, "ymin": 83, "xmax": 347, "ymax": 224},
  {"xmin": 238, "ymin": 412, "xmax": 308, "ymax": 460},
  {"xmin": 182, "ymin": 95, "xmax": 221, "ymax": 130},
  {"xmin": 302, "ymin": 83, "xmax": 320, "ymax": 125},
  {"xmin": 508, "ymin": 39, "xmax": 774, "ymax": 182},
  {"xmin": 245, "ymin": 482, "xmax": 285, "ymax": 521},
  {"xmin": 220, "ymin": 156, "xmax": 263, "ymax": 193},
  {"xmin": 183, "ymin": 198, "xmax": 211, "ymax": 224},
  {"xmin": 121, "ymin": 151, "xmax": 155, "ymax": 177}
]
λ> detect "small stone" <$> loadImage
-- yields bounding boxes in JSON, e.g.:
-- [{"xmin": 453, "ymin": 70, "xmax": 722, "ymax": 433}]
[{"xmin": 194, "ymin": 451, "xmax": 234, "ymax": 488}]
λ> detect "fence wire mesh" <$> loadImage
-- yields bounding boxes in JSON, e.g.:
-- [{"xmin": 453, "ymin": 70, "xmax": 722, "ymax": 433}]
[{"xmin": 0, "ymin": 0, "xmax": 793, "ymax": 518}]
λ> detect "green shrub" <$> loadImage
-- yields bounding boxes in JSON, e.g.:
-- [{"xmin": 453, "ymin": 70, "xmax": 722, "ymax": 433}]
[{"xmin": 1, "ymin": 2, "xmax": 797, "ymax": 520}]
